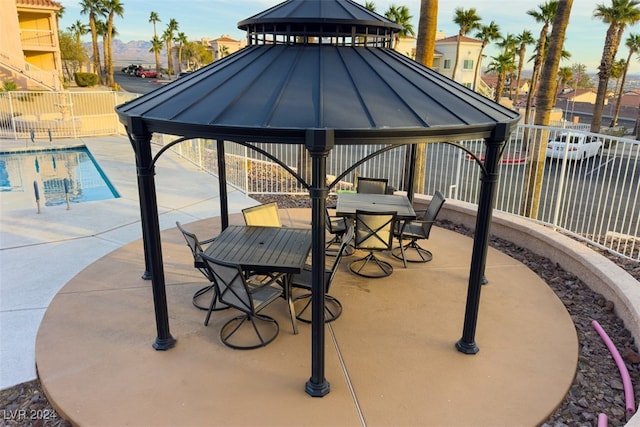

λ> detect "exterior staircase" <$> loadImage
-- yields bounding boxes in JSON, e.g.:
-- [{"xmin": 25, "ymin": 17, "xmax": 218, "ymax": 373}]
[
  {"xmin": 475, "ymin": 78, "xmax": 495, "ymax": 100},
  {"xmin": 0, "ymin": 52, "xmax": 59, "ymax": 91}
]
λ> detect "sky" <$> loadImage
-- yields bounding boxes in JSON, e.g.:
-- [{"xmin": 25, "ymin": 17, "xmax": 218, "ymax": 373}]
[{"xmin": 56, "ymin": 0, "xmax": 640, "ymax": 75}]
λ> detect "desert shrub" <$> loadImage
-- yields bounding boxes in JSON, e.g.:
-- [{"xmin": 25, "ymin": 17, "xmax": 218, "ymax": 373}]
[
  {"xmin": 2, "ymin": 81, "xmax": 18, "ymax": 91},
  {"xmin": 74, "ymin": 72, "xmax": 99, "ymax": 87}
]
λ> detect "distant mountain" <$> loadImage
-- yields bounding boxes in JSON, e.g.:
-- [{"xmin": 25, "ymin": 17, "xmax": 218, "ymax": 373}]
[{"xmin": 84, "ymin": 39, "xmax": 167, "ymax": 67}]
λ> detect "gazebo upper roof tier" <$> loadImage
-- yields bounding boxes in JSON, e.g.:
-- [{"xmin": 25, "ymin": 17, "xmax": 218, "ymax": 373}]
[{"xmin": 237, "ymin": 0, "xmax": 403, "ymax": 42}]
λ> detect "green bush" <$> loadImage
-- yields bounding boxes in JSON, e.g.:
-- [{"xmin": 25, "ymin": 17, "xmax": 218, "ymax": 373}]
[
  {"xmin": 2, "ymin": 81, "xmax": 18, "ymax": 91},
  {"xmin": 74, "ymin": 72, "xmax": 99, "ymax": 87}
]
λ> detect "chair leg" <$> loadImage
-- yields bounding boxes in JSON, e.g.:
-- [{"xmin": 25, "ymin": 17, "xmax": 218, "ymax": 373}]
[
  {"xmin": 349, "ymin": 252, "xmax": 393, "ymax": 278},
  {"xmin": 391, "ymin": 240, "xmax": 433, "ymax": 263},
  {"xmin": 219, "ymin": 314, "xmax": 279, "ymax": 349},
  {"xmin": 193, "ymin": 284, "xmax": 229, "ymax": 311},
  {"xmin": 293, "ymin": 293, "xmax": 343, "ymax": 323}
]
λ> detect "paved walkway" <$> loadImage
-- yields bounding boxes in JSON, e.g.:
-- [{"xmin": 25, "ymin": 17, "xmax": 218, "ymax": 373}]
[
  {"xmin": 35, "ymin": 209, "xmax": 578, "ymax": 426},
  {"xmin": 0, "ymin": 136, "xmax": 254, "ymax": 390}
]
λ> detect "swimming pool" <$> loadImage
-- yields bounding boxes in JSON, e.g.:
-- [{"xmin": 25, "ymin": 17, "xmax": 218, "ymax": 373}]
[{"xmin": 0, "ymin": 146, "xmax": 119, "ymax": 210}]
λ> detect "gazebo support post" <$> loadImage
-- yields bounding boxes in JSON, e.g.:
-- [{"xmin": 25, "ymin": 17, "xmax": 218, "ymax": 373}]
[
  {"xmin": 216, "ymin": 139, "xmax": 229, "ymax": 230},
  {"xmin": 406, "ymin": 143, "xmax": 417, "ymax": 203},
  {"xmin": 305, "ymin": 129, "xmax": 333, "ymax": 397},
  {"xmin": 128, "ymin": 121, "xmax": 176, "ymax": 351},
  {"xmin": 456, "ymin": 123, "xmax": 508, "ymax": 354}
]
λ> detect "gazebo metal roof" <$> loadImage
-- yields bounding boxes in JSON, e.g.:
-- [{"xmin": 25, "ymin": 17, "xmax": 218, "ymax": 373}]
[{"xmin": 116, "ymin": 0, "xmax": 520, "ymax": 398}]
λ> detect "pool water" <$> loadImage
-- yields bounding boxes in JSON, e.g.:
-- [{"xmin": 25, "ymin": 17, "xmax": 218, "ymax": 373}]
[{"xmin": 0, "ymin": 146, "xmax": 119, "ymax": 210}]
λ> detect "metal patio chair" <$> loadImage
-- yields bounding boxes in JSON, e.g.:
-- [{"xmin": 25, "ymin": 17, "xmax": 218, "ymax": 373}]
[
  {"xmin": 356, "ymin": 177, "xmax": 388, "ymax": 194},
  {"xmin": 242, "ymin": 202, "xmax": 282, "ymax": 227},
  {"xmin": 391, "ymin": 191, "xmax": 446, "ymax": 267},
  {"xmin": 200, "ymin": 253, "xmax": 285, "ymax": 349},
  {"xmin": 325, "ymin": 208, "xmax": 354, "ymax": 256},
  {"xmin": 291, "ymin": 223, "xmax": 354, "ymax": 323},
  {"xmin": 349, "ymin": 210, "xmax": 396, "ymax": 278},
  {"xmin": 176, "ymin": 221, "xmax": 229, "ymax": 314}
]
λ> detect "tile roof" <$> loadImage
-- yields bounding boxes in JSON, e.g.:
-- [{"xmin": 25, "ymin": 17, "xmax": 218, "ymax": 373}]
[
  {"xmin": 436, "ymin": 35, "xmax": 481, "ymax": 44},
  {"xmin": 16, "ymin": 0, "xmax": 62, "ymax": 9}
]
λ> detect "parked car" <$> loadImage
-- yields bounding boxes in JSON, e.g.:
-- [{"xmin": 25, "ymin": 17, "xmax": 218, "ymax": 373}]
[
  {"xmin": 137, "ymin": 69, "xmax": 158, "ymax": 78},
  {"xmin": 546, "ymin": 132, "xmax": 602, "ymax": 161},
  {"xmin": 122, "ymin": 64, "xmax": 143, "ymax": 75}
]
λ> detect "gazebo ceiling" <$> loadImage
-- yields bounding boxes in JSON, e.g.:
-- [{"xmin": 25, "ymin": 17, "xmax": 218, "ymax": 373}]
[{"xmin": 116, "ymin": 0, "xmax": 520, "ymax": 144}]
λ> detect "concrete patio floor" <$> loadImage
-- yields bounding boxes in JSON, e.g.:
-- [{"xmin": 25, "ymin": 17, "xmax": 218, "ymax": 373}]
[{"xmin": 35, "ymin": 208, "xmax": 579, "ymax": 426}]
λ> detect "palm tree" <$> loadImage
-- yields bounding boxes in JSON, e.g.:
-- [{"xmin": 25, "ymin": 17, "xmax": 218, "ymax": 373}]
[
  {"xmin": 79, "ymin": 0, "xmax": 106, "ymax": 84},
  {"xmin": 513, "ymin": 30, "xmax": 536, "ymax": 105},
  {"xmin": 150, "ymin": 35, "xmax": 163, "ymax": 75},
  {"xmin": 524, "ymin": 1, "xmax": 558, "ymax": 124},
  {"xmin": 411, "ymin": 0, "xmax": 439, "ymax": 195},
  {"xmin": 611, "ymin": 33, "xmax": 640, "ymax": 126},
  {"xmin": 164, "ymin": 18, "xmax": 179, "ymax": 77},
  {"xmin": 413, "ymin": 0, "xmax": 438, "ymax": 194},
  {"xmin": 95, "ymin": 20, "xmax": 108, "ymax": 75},
  {"xmin": 525, "ymin": 0, "xmax": 574, "ymax": 219},
  {"xmin": 610, "ymin": 58, "xmax": 626, "ymax": 101},
  {"xmin": 68, "ymin": 20, "xmax": 88, "ymax": 46},
  {"xmin": 364, "ymin": 1, "xmax": 376, "ymax": 12},
  {"xmin": 473, "ymin": 21, "xmax": 501, "ymax": 90},
  {"xmin": 451, "ymin": 8, "xmax": 482, "ymax": 81},
  {"xmin": 486, "ymin": 52, "xmax": 516, "ymax": 103},
  {"xmin": 149, "ymin": 11, "xmax": 160, "ymax": 39},
  {"xmin": 496, "ymin": 33, "xmax": 518, "ymax": 97},
  {"xmin": 415, "ymin": 0, "xmax": 438, "ymax": 67},
  {"xmin": 556, "ymin": 66, "xmax": 573, "ymax": 105},
  {"xmin": 175, "ymin": 32, "xmax": 188, "ymax": 73},
  {"xmin": 591, "ymin": 0, "xmax": 640, "ymax": 132},
  {"xmin": 384, "ymin": 5, "xmax": 415, "ymax": 50},
  {"xmin": 102, "ymin": 0, "xmax": 124, "ymax": 88}
]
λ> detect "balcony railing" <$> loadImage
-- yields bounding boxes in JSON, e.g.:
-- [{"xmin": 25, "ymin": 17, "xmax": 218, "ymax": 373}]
[{"xmin": 20, "ymin": 29, "xmax": 55, "ymax": 48}]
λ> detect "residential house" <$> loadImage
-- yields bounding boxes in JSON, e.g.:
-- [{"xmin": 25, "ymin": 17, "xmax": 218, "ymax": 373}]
[
  {"xmin": 433, "ymin": 35, "xmax": 482, "ymax": 89},
  {"xmin": 557, "ymin": 88, "xmax": 600, "ymax": 105},
  {"xmin": 0, "ymin": 0, "xmax": 63, "ymax": 91},
  {"xmin": 207, "ymin": 35, "xmax": 247, "ymax": 61}
]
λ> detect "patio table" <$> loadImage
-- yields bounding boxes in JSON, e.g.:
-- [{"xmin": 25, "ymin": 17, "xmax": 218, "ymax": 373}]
[
  {"xmin": 204, "ymin": 225, "xmax": 312, "ymax": 335},
  {"xmin": 335, "ymin": 193, "xmax": 417, "ymax": 220}
]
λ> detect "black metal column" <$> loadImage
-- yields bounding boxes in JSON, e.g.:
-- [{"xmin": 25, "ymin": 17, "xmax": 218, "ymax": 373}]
[
  {"xmin": 129, "ymin": 121, "xmax": 176, "ymax": 351},
  {"xmin": 127, "ymin": 133, "xmax": 152, "ymax": 280},
  {"xmin": 456, "ymin": 123, "xmax": 507, "ymax": 354},
  {"xmin": 406, "ymin": 143, "xmax": 417, "ymax": 203},
  {"xmin": 305, "ymin": 129, "xmax": 333, "ymax": 397},
  {"xmin": 216, "ymin": 139, "xmax": 229, "ymax": 231}
]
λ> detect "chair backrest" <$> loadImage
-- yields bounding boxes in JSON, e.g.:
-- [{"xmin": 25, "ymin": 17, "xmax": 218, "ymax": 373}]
[
  {"xmin": 357, "ymin": 177, "xmax": 388, "ymax": 194},
  {"xmin": 354, "ymin": 210, "xmax": 395, "ymax": 251},
  {"xmin": 327, "ymin": 223, "xmax": 354, "ymax": 287},
  {"xmin": 325, "ymin": 208, "xmax": 346, "ymax": 234},
  {"xmin": 421, "ymin": 191, "xmax": 446, "ymax": 238},
  {"xmin": 242, "ymin": 202, "xmax": 282, "ymax": 227},
  {"xmin": 176, "ymin": 221, "xmax": 214, "ymax": 281},
  {"xmin": 200, "ymin": 254, "xmax": 253, "ymax": 313},
  {"xmin": 176, "ymin": 221, "xmax": 202, "ymax": 256}
]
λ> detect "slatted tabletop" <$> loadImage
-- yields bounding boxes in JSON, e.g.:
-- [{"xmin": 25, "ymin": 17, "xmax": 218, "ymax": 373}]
[
  {"xmin": 204, "ymin": 225, "xmax": 312, "ymax": 274},
  {"xmin": 336, "ymin": 193, "xmax": 417, "ymax": 220}
]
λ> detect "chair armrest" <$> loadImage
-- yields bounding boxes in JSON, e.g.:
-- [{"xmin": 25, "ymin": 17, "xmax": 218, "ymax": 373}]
[{"xmin": 200, "ymin": 236, "xmax": 216, "ymax": 245}]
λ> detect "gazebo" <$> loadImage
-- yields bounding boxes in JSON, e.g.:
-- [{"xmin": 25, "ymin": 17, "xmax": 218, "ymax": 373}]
[{"xmin": 116, "ymin": 0, "xmax": 520, "ymax": 397}]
